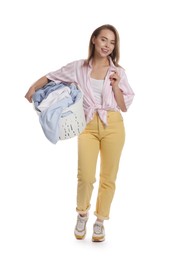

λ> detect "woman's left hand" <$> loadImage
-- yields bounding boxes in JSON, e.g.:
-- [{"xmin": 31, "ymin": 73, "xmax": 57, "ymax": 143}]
[{"xmin": 109, "ymin": 71, "xmax": 120, "ymax": 88}]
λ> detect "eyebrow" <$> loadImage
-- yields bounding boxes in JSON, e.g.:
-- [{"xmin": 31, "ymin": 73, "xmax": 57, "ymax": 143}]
[{"xmin": 101, "ymin": 36, "xmax": 115, "ymax": 43}]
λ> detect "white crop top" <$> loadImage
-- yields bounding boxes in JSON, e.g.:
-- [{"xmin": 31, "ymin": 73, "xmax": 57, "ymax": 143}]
[{"xmin": 90, "ymin": 78, "xmax": 104, "ymax": 105}]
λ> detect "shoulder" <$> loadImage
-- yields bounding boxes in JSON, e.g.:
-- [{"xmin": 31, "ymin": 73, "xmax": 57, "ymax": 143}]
[
  {"xmin": 61, "ymin": 59, "xmax": 86, "ymax": 72},
  {"xmin": 72, "ymin": 59, "xmax": 90, "ymax": 73},
  {"xmin": 115, "ymin": 65, "xmax": 127, "ymax": 77},
  {"xmin": 109, "ymin": 58, "xmax": 126, "ymax": 75}
]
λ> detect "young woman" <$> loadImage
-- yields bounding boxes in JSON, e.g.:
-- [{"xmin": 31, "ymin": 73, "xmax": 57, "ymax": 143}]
[{"xmin": 25, "ymin": 24, "xmax": 135, "ymax": 242}]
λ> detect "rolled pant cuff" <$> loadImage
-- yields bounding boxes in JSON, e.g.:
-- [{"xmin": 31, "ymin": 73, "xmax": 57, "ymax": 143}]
[
  {"xmin": 94, "ymin": 212, "xmax": 109, "ymax": 220},
  {"xmin": 76, "ymin": 206, "xmax": 90, "ymax": 215}
]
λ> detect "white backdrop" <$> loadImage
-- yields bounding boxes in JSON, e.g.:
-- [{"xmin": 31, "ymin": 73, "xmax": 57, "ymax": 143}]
[{"xmin": 0, "ymin": 0, "xmax": 187, "ymax": 259}]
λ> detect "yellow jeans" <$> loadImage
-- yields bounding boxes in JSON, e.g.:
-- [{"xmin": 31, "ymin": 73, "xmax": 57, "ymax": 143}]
[{"xmin": 76, "ymin": 111, "xmax": 125, "ymax": 220}]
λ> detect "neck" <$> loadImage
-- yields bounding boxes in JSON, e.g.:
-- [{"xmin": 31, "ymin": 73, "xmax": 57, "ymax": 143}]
[{"xmin": 92, "ymin": 56, "xmax": 110, "ymax": 67}]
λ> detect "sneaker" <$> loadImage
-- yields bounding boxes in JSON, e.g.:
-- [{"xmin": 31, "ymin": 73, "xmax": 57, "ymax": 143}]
[
  {"xmin": 74, "ymin": 214, "xmax": 88, "ymax": 240},
  {"xmin": 92, "ymin": 221, "xmax": 105, "ymax": 242}
]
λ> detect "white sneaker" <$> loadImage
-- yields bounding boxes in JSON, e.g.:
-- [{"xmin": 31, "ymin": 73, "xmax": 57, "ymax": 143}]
[
  {"xmin": 92, "ymin": 221, "xmax": 105, "ymax": 242},
  {"xmin": 74, "ymin": 214, "xmax": 88, "ymax": 240}
]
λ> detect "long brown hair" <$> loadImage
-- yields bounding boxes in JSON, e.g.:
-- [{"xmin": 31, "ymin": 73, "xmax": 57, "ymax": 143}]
[{"xmin": 86, "ymin": 24, "xmax": 120, "ymax": 67}]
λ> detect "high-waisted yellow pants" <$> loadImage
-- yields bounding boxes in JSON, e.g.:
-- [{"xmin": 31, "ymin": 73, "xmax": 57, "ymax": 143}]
[{"xmin": 76, "ymin": 111, "xmax": 125, "ymax": 220}]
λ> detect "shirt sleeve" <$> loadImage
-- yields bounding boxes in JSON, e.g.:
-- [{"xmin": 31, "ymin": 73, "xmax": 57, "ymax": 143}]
[
  {"xmin": 118, "ymin": 68, "xmax": 135, "ymax": 110},
  {"xmin": 46, "ymin": 61, "xmax": 77, "ymax": 84}
]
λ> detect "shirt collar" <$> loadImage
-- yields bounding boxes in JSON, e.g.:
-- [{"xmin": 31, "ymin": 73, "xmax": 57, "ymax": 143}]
[{"xmin": 88, "ymin": 56, "xmax": 117, "ymax": 70}]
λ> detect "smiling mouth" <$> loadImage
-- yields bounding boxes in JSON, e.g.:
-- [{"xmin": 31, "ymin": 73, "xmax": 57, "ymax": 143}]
[{"xmin": 101, "ymin": 48, "xmax": 109, "ymax": 54}]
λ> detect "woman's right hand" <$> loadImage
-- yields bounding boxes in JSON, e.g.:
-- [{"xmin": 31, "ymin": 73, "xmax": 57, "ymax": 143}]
[
  {"xmin": 24, "ymin": 76, "xmax": 49, "ymax": 103},
  {"xmin": 25, "ymin": 87, "xmax": 35, "ymax": 103}
]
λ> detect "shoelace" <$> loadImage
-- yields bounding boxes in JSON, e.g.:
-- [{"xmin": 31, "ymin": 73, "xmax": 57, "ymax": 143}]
[
  {"xmin": 77, "ymin": 217, "xmax": 86, "ymax": 231},
  {"xmin": 94, "ymin": 223, "xmax": 103, "ymax": 234}
]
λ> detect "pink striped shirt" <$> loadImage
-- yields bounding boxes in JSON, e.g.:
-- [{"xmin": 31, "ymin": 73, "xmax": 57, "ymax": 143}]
[{"xmin": 46, "ymin": 58, "xmax": 135, "ymax": 125}]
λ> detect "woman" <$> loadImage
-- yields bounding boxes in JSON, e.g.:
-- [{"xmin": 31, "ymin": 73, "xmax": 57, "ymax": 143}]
[{"xmin": 25, "ymin": 24, "xmax": 135, "ymax": 242}]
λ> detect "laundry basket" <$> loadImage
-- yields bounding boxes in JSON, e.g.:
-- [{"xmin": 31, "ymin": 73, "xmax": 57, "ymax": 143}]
[
  {"xmin": 58, "ymin": 90, "xmax": 86, "ymax": 140},
  {"xmin": 33, "ymin": 83, "xmax": 86, "ymax": 142}
]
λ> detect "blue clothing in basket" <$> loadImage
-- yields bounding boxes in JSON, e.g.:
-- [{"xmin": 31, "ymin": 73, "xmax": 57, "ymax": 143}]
[{"xmin": 32, "ymin": 81, "xmax": 82, "ymax": 144}]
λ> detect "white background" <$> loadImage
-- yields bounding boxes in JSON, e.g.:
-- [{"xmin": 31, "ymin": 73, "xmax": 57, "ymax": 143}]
[{"xmin": 0, "ymin": 0, "xmax": 187, "ymax": 259}]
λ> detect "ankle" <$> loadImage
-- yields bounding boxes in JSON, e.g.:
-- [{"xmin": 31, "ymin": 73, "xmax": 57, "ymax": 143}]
[
  {"xmin": 96, "ymin": 218, "xmax": 104, "ymax": 224},
  {"xmin": 80, "ymin": 213, "xmax": 88, "ymax": 218}
]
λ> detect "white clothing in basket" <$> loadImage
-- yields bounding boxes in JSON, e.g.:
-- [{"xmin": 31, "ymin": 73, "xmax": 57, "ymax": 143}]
[{"xmin": 33, "ymin": 82, "xmax": 86, "ymax": 144}]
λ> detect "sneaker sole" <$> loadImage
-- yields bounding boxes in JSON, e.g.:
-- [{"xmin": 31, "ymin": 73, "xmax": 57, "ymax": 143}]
[
  {"xmin": 92, "ymin": 236, "xmax": 105, "ymax": 242},
  {"xmin": 74, "ymin": 232, "xmax": 86, "ymax": 240}
]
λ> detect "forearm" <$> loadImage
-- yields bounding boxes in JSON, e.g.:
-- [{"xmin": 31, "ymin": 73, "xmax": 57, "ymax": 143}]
[
  {"xmin": 25, "ymin": 76, "xmax": 50, "ymax": 102},
  {"xmin": 112, "ymin": 86, "xmax": 127, "ymax": 112},
  {"xmin": 30, "ymin": 76, "xmax": 49, "ymax": 91}
]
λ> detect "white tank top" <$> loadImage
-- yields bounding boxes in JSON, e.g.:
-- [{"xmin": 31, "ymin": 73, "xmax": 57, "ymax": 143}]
[{"xmin": 90, "ymin": 78, "xmax": 104, "ymax": 105}]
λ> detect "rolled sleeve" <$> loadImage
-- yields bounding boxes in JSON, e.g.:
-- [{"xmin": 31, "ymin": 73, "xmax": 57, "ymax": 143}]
[
  {"xmin": 46, "ymin": 61, "xmax": 77, "ymax": 84},
  {"xmin": 118, "ymin": 69, "xmax": 135, "ymax": 110}
]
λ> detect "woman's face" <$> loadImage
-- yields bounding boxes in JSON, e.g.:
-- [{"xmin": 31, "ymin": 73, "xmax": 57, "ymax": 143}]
[{"xmin": 92, "ymin": 29, "xmax": 115, "ymax": 58}]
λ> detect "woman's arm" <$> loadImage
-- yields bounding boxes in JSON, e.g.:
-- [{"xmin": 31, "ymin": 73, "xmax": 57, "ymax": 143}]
[
  {"xmin": 24, "ymin": 76, "xmax": 49, "ymax": 103},
  {"xmin": 110, "ymin": 72, "xmax": 127, "ymax": 112},
  {"xmin": 112, "ymin": 85, "xmax": 127, "ymax": 112}
]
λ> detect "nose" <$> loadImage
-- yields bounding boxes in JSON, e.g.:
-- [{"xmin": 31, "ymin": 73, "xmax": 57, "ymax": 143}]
[{"xmin": 105, "ymin": 41, "xmax": 109, "ymax": 48}]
